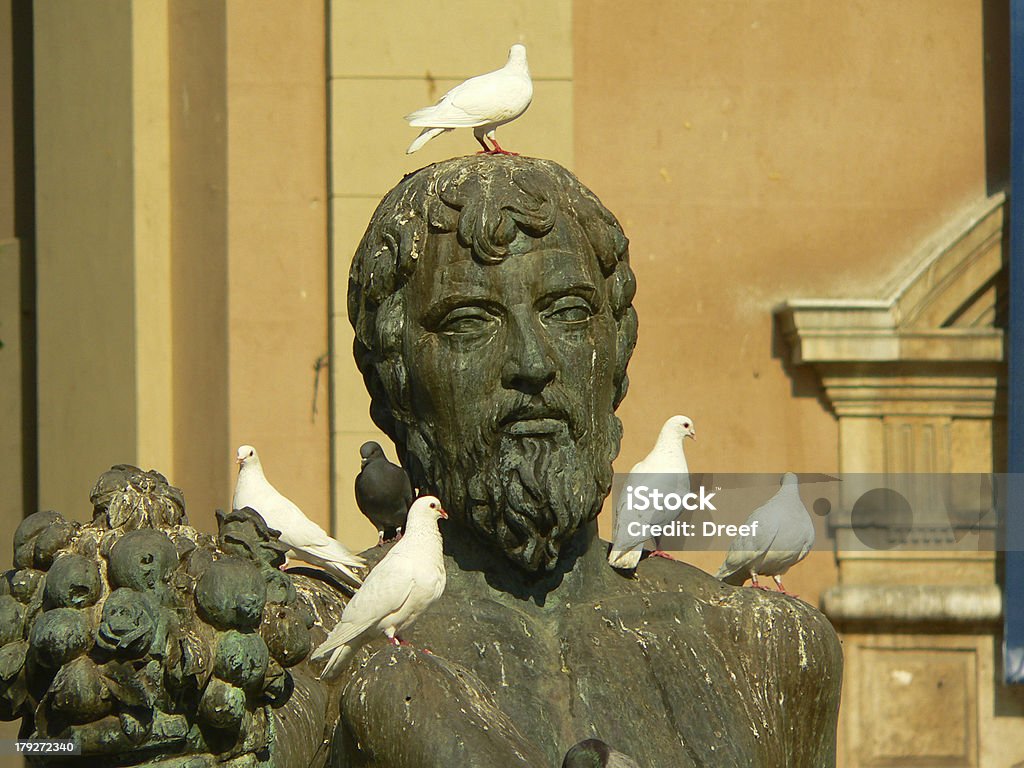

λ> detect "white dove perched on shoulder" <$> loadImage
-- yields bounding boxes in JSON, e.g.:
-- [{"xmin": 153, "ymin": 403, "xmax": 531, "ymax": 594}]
[
  {"xmin": 608, "ymin": 415, "xmax": 696, "ymax": 570},
  {"xmin": 715, "ymin": 472, "xmax": 815, "ymax": 594},
  {"xmin": 233, "ymin": 445, "xmax": 365, "ymax": 586},
  {"xmin": 311, "ymin": 495, "xmax": 448, "ymax": 679},
  {"xmin": 405, "ymin": 43, "xmax": 532, "ymax": 155}
]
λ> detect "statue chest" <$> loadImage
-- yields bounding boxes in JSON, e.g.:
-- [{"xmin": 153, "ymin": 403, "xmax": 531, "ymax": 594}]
[{"xmin": 411, "ymin": 590, "xmax": 789, "ymax": 767}]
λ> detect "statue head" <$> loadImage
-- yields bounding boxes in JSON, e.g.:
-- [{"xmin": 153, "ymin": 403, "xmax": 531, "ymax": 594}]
[{"xmin": 349, "ymin": 156, "xmax": 637, "ymax": 573}]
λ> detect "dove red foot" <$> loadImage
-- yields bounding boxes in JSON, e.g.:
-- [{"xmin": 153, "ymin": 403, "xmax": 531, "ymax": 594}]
[
  {"xmin": 772, "ymin": 575, "xmax": 798, "ymax": 597},
  {"xmin": 476, "ymin": 135, "xmax": 518, "ymax": 155},
  {"xmin": 649, "ymin": 550, "xmax": 677, "ymax": 560}
]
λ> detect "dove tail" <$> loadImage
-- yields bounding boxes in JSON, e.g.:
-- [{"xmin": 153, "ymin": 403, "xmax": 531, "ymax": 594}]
[
  {"xmin": 294, "ymin": 547, "xmax": 364, "ymax": 586},
  {"xmin": 607, "ymin": 546, "xmax": 642, "ymax": 571},
  {"xmin": 406, "ymin": 127, "xmax": 448, "ymax": 154},
  {"xmin": 316, "ymin": 643, "xmax": 357, "ymax": 680},
  {"xmin": 324, "ymin": 560, "xmax": 364, "ymax": 586},
  {"xmin": 716, "ymin": 566, "xmax": 749, "ymax": 586}
]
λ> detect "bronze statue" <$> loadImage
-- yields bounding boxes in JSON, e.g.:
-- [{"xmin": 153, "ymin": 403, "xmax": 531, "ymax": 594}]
[
  {"xmin": 341, "ymin": 155, "xmax": 843, "ymax": 766},
  {"xmin": 0, "ymin": 155, "xmax": 841, "ymax": 767}
]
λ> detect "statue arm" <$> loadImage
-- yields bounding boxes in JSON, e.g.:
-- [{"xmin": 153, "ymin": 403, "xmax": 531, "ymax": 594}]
[{"xmin": 330, "ymin": 647, "xmax": 547, "ymax": 768}]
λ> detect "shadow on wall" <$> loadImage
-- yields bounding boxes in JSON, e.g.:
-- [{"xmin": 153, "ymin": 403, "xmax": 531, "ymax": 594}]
[{"xmin": 770, "ymin": 315, "xmax": 833, "ymax": 416}]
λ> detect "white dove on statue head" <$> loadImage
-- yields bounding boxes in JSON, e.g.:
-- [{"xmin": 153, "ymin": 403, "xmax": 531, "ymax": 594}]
[{"xmin": 404, "ymin": 43, "xmax": 533, "ymax": 155}]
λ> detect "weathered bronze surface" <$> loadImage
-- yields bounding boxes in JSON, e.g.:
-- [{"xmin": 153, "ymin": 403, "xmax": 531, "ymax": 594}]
[
  {"xmin": 3, "ymin": 156, "xmax": 841, "ymax": 767},
  {"xmin": 341, "ymin": 155, "xmax": 843, "ymax": 766}
]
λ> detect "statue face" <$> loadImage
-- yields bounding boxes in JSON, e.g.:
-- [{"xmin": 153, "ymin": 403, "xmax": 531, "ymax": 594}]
[{"xmin": 402, "ymin": 221, "xmax": 620, "ymax": 572}]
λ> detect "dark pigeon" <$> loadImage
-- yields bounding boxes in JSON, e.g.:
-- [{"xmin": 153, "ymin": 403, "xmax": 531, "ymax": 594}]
[
  {"xmin": 562, "ymin": 739, "xmax": 640, "ymax": 768},
  {"xmin": 355, "ymin": 441, "xmax": 413, "ymax": 544}
]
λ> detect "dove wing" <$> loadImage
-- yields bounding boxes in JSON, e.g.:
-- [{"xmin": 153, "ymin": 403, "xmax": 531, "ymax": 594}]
[
  {"xmin": 609, "ymin": 464, "xmax": 648, "ymax": 551},
  {"xmin": 610, "ymin": 463, "xmax": 691, "ymax": 551},
  {"xmin": 715, "ymin": 500, "xmax": 782, "ymax": 581},
  {"xmin": 406, "ymin": 72, "xmax": 524, "ymax": 128},
  {"xmin": 277, "ymin": 505, "xmax": 366, "ymax": 568},
  {"xmin": 312, "ymin": 567, "xmax": 416, "ymax": 659}
]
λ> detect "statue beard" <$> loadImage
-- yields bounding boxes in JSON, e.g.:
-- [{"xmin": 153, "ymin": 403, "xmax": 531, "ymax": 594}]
[{"xmin": 407, "ymin": 391, "xmax": 619, "ymax": 573}]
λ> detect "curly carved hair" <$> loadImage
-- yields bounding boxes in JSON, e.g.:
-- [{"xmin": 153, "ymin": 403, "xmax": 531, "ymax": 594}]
[{"xmin": 347, "ymin": 155, "xmax": 638, "ymax": 456}]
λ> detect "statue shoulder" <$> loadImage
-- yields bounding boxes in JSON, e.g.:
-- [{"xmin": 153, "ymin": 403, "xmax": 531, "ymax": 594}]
[
  {"xmin": 579, "ymin": 557, "xmax": 841, "ymax": 765},
  {"xmin": 631, "ymin": 557, "xmax": 842, "ymax": 667}
]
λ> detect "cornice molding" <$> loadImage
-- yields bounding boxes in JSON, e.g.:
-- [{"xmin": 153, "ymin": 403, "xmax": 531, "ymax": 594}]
[{"xmin": 776, "ymin": 193, "xmax": 1005, "ymax": 369}]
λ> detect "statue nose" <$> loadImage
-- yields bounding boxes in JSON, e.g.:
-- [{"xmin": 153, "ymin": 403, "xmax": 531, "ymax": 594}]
[{"xmin": 501, "ymin": 310, "xmax": 556, "ymax": 393}]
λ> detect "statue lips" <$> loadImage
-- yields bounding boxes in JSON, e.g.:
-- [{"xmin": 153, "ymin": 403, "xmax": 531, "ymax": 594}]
[
  {"xmin": 499, "ymin": 406, "xmax": 571, "ymax": 437},
  {"xmin": 505, "ymin": 417, "xmax": 564, "ymax": 437}
]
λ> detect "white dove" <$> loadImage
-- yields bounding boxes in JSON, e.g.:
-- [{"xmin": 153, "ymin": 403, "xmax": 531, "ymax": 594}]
[
  {"xmin": 311, "ymin": 495, "xmax": 448, "ymax": 679},
  {"xmin": 608, "ymin": 415, "xmax": 696, "ymax": 570},
  {"xmin": 715, "ymin": 472, "xmax": 815, "ymax": 594},
  {"xmin": 405, "ymin": 43, "xmax": 532, "ymax": 155},
  {"xmin": 233, "ymin": 445, "xmax": 365, "ymax": 586}
]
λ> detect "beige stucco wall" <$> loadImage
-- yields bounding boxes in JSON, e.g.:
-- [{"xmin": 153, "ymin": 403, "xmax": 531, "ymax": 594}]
[
  {"xmin": 0, "ymin": 0, "xmax": 12, "ymax": 237},
  {"xmin": 30, "ymin": 1, "xmax": 329, "ymax": 533},
  {"xmin": 0, "ymin": 3, "xmax": 23, "ymax": 763},
  {"xmin": 168, "ymin": 0, "xmax": 229, "ymax": 525},
  {"xmin": 34, "ymin": 2, "xmax": 139, "ymax": 518},
  {"xmin": 222, "ymin": 1, "xmax": 330, "ymax": 533}
]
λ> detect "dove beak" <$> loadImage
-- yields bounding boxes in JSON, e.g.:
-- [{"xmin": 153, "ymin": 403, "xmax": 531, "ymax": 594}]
[
  {"xmin": 235, "ymin": 456, "xmax": 243, "ymax": 465},
  {"xmin": 439, "ymin": 508, "xmax": 448, "ymax": 519},
  {"xmin": 687, "ymin": 430, "xmax": 696, "ymax": 441}
]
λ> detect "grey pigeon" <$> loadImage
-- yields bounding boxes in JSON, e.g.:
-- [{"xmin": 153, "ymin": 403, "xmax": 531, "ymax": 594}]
[
  {"xmin": 563, "ymin": 739, "xmax": 641, "ymax": 768},
  {"xmin": 608, "ymin": 415, "xmax": 696, "ymax": 570},
  {"xmin": 355, "ymin": 441, "xmax": 413, "ymax": 544},
  {"xmin": 405, "ymin": 44, "xmax": 532, "ymax": 154},
  {"xmin": 233, "ymin": 445, "xmax": 365, "ymax": 586},
  {"xmin": 311, "ymin": 496, "xmax": 448, "ymax": 679},
  {"xmin": 715, "ymin": 472, "xmax": 815, "ymax": 594}
]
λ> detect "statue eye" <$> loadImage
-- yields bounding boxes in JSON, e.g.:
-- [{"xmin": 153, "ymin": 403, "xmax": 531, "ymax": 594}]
[
  {"xmin": 438, "ymin": 306, "xmax": 494, "ymax": 336},
  {"xmin": 544, "ymin": 296, "xmax": 593, "ymax": 324}
]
